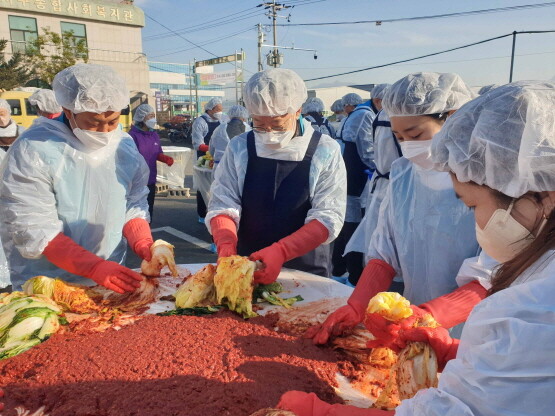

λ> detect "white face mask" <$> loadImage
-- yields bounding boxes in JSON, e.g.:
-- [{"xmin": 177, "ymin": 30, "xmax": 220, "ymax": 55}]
[
  {"xmin": 212, "ymin": 112, "xmax": 223, "ymax": 120},
  {"xmin": 255, "ymin": 129, "xmax": 295, "ymax": 149},
  {"xmin": 476, "ymin": 199, "xmax": 546, "ymax": 263},
  {"xmin": 145, "ymin": 118, "xmax": 157, "ymax": 129},
  {"xmin": 70, "ymin": 113, "xmax": 118, "ymax": 150},
  {"xmin": 400, "ymin": 139, "xmax": 434, "ymax": 170}
]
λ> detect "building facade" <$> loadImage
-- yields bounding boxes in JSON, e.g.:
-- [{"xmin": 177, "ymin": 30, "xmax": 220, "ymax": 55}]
[
  {"xmin": 148, "ymin": 61, "xmax": 225, "ymax": 120},
  {"xmin": 0, "ymin": 0, "xmax": 149, "ymax": 103}
]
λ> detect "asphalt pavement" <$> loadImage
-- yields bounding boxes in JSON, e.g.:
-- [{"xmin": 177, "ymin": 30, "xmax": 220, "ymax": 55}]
[{"xmin": 126, "ymin": 135, "xmax": 218, "ymax": 269}]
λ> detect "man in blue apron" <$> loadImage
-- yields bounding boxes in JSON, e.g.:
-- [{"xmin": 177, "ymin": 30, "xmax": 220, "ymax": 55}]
[
  {"xmin": 191, "ymin": 97, "xmax": 224, "ymax": 222},
  {"xmin": 332, "ymin": 92, "xmax": 376, "ymax": 280},
  {"xmin": 205, "ymin": 68, "xmax": 346, "ymax": 283}
]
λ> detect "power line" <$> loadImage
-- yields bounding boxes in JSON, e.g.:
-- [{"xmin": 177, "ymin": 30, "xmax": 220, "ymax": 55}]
[
  {"xmin": 145, "ymin": 9, "xmax": 264, "ymax": 41},
  {"xmin": 151, "ymin": 27, "xmax": 254, "ymax": 58},
  {"xmin": 302, "ymin": 30, "xmax": 555, "ymax": 82},
  {"xmin": 277, "ymin": 2, "xmax": 555, "ymax": 27}
]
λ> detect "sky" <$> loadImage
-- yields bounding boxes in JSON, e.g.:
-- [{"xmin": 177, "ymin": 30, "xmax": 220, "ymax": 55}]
[{"xmin": 136, "ymin": 0, "xmax": 555, "ymax": 89}]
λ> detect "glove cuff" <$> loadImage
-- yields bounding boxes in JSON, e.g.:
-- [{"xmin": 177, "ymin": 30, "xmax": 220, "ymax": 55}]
[{"xmin": 348, "ymin": 259, "xmax": 396, "ymax": 317}]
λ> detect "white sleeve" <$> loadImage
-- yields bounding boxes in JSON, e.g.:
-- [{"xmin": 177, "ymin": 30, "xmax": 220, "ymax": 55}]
[
  {"xmin": 205, "ymin": 138, "xmax": 244, "ymax": 233},
  {"xmin": 366, "ymin": 183, "xmax": 401, "ymax": 274},
  {"xmin": 209, "ymin": 124, "xmax": 230, "ymax": 163},
  {"xmin": 455, "ymin": 251, "xmax": 498, "ymax": 290},
  {"xmin": 306, "ymin": 138, "xmax": 347, "ymax": 243},
  {"xmin": 0, "ymin": 140, "xmax": 63, "ymax": 259},
  {"xmin": 125, "ymin": 155, "xmax": 151, "ymax": 223},
  {"xmin": 192, "ymin": 116, "xmax": 208, "ymax": 151}
]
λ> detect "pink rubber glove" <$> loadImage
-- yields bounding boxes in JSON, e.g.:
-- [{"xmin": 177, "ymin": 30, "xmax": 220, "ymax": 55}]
[
  {"xmin": 277, "ymin": 391, "xmax": 394, "ymax": 416},
  {"xmin": 43, "ymin": 233, "xmax": 143, "ymax": 294},
  {"xmin": 305, "ymin": 259, "xmax": 395, "ymax": 345},
  {"xmin": 157, "ymin": 153, "xmax": 174, "ymax": 166},
  {"xmin": 123, "ymin": 218, "xmax": 154, "ymax": 261},
  {"xmin": 198, "ymin": 143, "xmax": 209, "ymax": 152},
  {"xmin": 398, "ymin": 326, "xmax": 460, "ymax": 371},
  {"xmin": 210, "ymin": 215, "xmax": 238, "ymax": 258},
  {"xmin": 250, "ymin": 220, "xmax": 329, "ymax": 284}
]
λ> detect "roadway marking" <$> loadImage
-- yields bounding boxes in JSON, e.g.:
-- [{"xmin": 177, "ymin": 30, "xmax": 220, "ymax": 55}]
[{"xmin": 151, "ymin": 226, "xmax": 212, "ymax": 251}]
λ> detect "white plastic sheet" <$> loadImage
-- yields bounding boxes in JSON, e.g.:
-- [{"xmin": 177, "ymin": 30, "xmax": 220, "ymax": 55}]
[
  {"xmin": 193, "ymin": 165, "xmax": 214, "ymax": 203},
  {"xmin": 156, "ymin": 146, "xmax": 192, "ymax": 188}
]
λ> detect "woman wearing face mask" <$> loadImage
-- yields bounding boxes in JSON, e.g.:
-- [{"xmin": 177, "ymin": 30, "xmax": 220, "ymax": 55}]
[
  {"xmin": 0, "ymin": 99, "xmax": 26, "ymax": 151},
  {"xmin": 0, "ymin": 64, "xmax": 154, "ymax": 293},
  {"xmin": 209, "ymin": 104, "xmax": 250, "ymax": 172},
  {"xmin": 278, "ymin": 80, "xmax": 555, "ymax": 416},
  {"xmin": 206, "ymin": 68, "xmax": 346, "ymax": 283},
  {"xmin": 129, "ymin": 103, "xmax": 174, "ymax": 221},
  {"xmin": 308, "ymin": 72, "xmax": 485, "ymax": 345}
]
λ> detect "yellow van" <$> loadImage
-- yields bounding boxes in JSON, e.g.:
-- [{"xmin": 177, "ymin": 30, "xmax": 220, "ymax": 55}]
[{"xmin": 0, "ymin": 90, "xmax": 38, "ymax": 128}]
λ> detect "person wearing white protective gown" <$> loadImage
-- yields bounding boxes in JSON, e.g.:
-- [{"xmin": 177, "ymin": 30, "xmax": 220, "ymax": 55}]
[
  {"xmin": 332, "ymin": 92, "xmax": 375, "ymax": 279},
  {"xmin": 0, "ymin": 148, "xmax": 9, "ymax": 290},
  {"xmin": 278, "ymin": 80, "xmax": 555, "ymax": 416},
  {"xmin": 209, "ymin": 104, "xmax": 250, "ymax": 172},
  {"xmin": 343, "ymin": 83, "xmax": 402, "ymax": 285},
  {"xmin": 0, "ymin": 64, "xmax": 155, "ymax": 293},
  {"xmin": 192, "ymin": 97, "xmax": 227, "ymax": 222},
  {"xmin": 327, "ymin": 98, "xmax": 345, "ymax": 136},
  {"xmin": 0, "ymin": 99, "xmax": 26, "ymax": 152},
  {"xmin": 308, "ymin": 72, "xmax": 484, "ymax": 346},
  {"xmin": 207, "ymin": 68, "xmax": 346, "ymax": 283},
  {"xmin": 303, "ymin": 97, "xmax": 335, "ymax": 138}
]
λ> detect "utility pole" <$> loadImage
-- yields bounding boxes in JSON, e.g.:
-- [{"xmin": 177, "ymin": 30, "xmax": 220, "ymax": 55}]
[
  {"xmin": 257, "ymin": 23, "xmax": 264, "ymax": 71},
  {"xmin": 260, "ymin": 1, "xmax": 291, "ymax": 68},
  {"xmin": 509, "ymin": 31, "xmax": 517, "ymax": 83}
]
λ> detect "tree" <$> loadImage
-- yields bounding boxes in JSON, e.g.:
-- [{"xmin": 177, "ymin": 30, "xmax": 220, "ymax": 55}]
[
  {"xmin": 0, "ymin": 39, "xmax": 32, "ymax": 90},
  {"xmin": 26, "ymin": 27, "xmax": 89, "ymax": 86}
]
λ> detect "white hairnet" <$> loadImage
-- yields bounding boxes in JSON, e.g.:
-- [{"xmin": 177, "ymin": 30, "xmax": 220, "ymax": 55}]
[
  {"xmin": 28, "ymin": 89, "xmax": 62, "ymax": 114},
  {"xmin": 341, "ymin": 93, "xmax": 364, "ymax": 107},
  {"xmin": 133, "ymin": 103, "xmax": 155, "ymax": 122},
  {"xmin": 383, "ymin": 72, "xmax": 474, "ymax": 117},
  {"xmin": 371, "ymin": 83, "xmax": 391, "ymax": 100},
  {"xmin": 331, "ymin": 99, "xmax": 343, "ymax": 113},
  {"xmin": 432, "ymin": 80, "xmax": 555, "ymax": 198},
  {"xmin": 304, "ymin": 97, "xmax": 325, "ymax": 113},
  {"xmin": 204, "ymin": 97, "xmax": 222, "ymax": 111},
  {"xmin": 52, "ymin": 63, "xmax": 129, "ymax": 114},
  {"xmin": 0, "ymin": 99, "xmax": 11, "ymax": 114},
  {"xmin": 478, "ymin": 84, "xmax": 499, "ymax": 95},
  {"xmin": 243, "ymin": 68, "xmax": 307, "ymax": 116},
  {"xmin": 227, "ymin": 105, "xmax": 248, "ymax": 120}
]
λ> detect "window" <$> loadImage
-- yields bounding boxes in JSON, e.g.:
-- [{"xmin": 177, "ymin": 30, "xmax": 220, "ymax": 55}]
[
  {"xmin": 9, "ymin": 15, "xmax": 38, "ymax": 54},
  {"xmin": 60, "ymin": 22, "xmax": 87, "ymax": 50},
  {"xmin": 7, "ymin": 99, "xmax": 22, "ymax": 116},
  {"xmin": 25, "ymin": 99, "xmax": 39, "ymax": 116}
]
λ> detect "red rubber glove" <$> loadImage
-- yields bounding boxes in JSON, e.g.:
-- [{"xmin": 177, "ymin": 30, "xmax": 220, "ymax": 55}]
[
  {"xmin": 43, "ymin": 233, "xmax": 143, "ymax": 294},
  {"xmin": 198, "ymin": 143, "xmax": 209, "ymax": 152},
  {"xmin": 398, "ymin": 326, "xmax": 459, "ymax": 371},
  {"xmin": 249, "ymin": 220, "xmax": 329, "ymax": 284},
  {"xmin": 305, "ymin": 259, "xmax": 395, "ymax": 345},
  {"xmin": 123, "ymin": 218, "xmax": 154, "ymax": 261},
  {"xmin": 277, "ymin": 391, "xmax": 393, "ymax": 416},
  {"xmin": 210, "ymin": 215, "xmax": 238, "ymax": 258},
  {"xmin": 417, "ymin": 280, "xmax": 487, "ymax": 328},
  {"xmin": 0, "ymin": 388, "xmax": 3, "ymax": 412},
  {"xmin": 157, "ymin": 153, "xmax": 174, "ymax": 166}
]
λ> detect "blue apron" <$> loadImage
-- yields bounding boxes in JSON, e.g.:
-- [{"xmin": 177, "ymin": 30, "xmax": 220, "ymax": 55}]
[
  {"xmin": 337, "ymin": 107, "xmax": 371, "ymax": 197},
  {"xmin": 198, "ymin": 114, "xmax": 220, "ymax": 158},
  {"xmin": 237, "ymin": 130, "xmax": 332, "ymax": 278}
]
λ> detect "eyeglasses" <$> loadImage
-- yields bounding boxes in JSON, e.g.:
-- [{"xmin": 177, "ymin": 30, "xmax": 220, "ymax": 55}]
[{"xmin": 252, "ymin": 126, "xmax": 290, "ymax": 133}]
